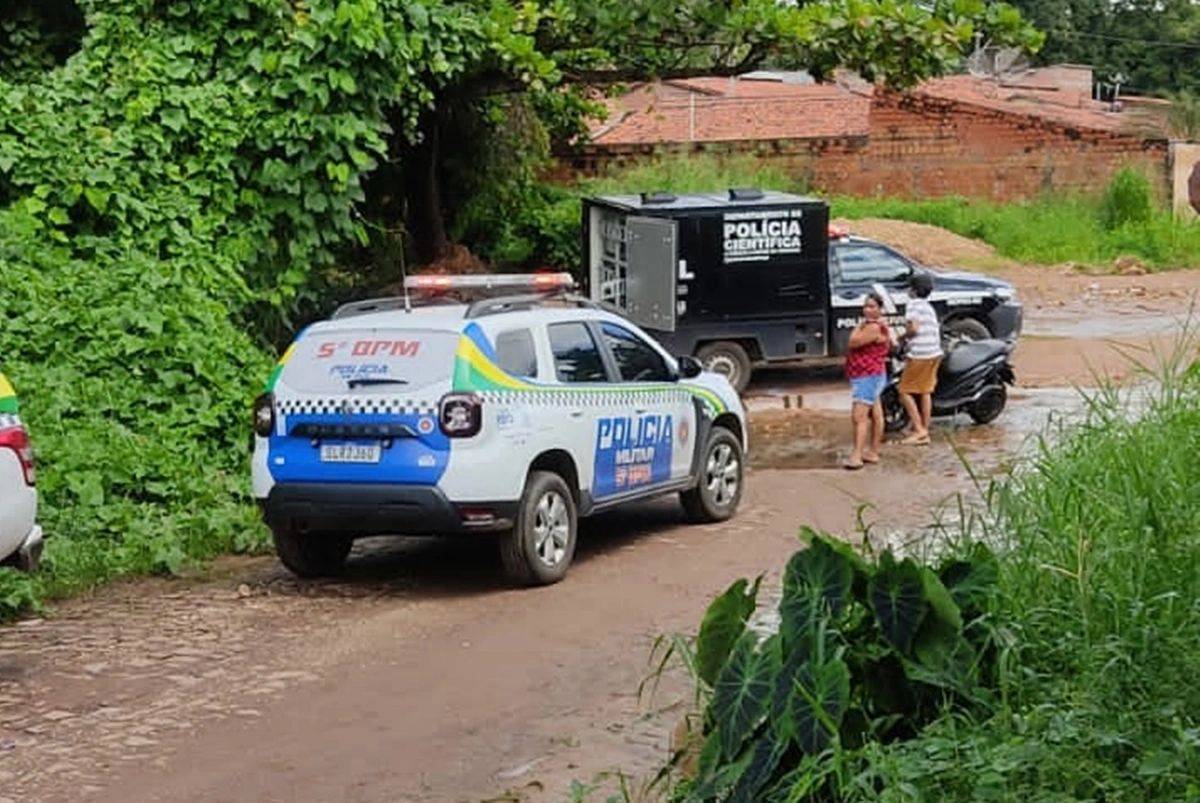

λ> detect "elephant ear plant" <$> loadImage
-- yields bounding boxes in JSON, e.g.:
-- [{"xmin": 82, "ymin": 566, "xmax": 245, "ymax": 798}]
[{"xmin": 673, "ymin": 529, "xmax": 1002, "ymax": 801}]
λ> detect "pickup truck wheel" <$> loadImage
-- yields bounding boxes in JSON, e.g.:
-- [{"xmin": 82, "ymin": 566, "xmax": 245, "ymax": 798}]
[
  {"xmin": 942, "ymin": 317, "xmax": 990, "ymax": 351},
  {"xmin": 500, "ymin": 471, "xmax": 577, "ymax": 586},
  {"xmin": 271, "ymin": 527, "xmax": 352, "ymax": 578},
  {"xmin": 696, "ymin": 341, "xmax": 752, "ymax": 393},
  {"xmin": 681, "ymin": 428, "xmax": 744, "ymax": 523}
]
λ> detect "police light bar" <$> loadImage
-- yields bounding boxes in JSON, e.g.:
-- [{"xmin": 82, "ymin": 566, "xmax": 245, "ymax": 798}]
[{"xmin": 405, "ymin": 273, "xmax": 576, "ymax": 292}]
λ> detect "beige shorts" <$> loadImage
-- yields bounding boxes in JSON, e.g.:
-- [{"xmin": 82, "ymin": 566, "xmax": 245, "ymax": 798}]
[{"xmin": 899, "ymin": 357, "xmax": 941, "ymax": 394}]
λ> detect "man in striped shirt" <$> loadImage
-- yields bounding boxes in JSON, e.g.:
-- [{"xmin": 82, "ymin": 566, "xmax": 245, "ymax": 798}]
[{"xmin": 899, "ymin": 272, "xmax": 941, "ymax": 445}]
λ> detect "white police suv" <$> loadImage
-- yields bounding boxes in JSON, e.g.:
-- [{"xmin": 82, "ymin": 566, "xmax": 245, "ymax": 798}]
[{"xmin": 252, "ymin": 274, "xmax": 747, "ymax": 585}]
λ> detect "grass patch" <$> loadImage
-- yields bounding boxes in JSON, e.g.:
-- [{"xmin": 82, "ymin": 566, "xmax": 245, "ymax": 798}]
[{"xmin": 645, "ymin": 336, "xmax": 1200, "ymax": 801}]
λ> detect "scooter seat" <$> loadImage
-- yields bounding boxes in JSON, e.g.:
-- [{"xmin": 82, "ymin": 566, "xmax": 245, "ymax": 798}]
[{"xmin": 941, "ymin": 339, "xmax": 1009, "ymax": 375}]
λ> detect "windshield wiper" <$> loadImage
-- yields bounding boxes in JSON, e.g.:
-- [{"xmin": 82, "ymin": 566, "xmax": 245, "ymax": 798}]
[{"xmin": 346, "ymin": 378, "xmax": 409, "ymax": 389}]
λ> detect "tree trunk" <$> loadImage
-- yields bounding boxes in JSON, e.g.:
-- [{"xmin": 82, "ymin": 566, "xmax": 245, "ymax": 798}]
[{"xmin": 406, "ymin": 112, "xmax": 452, "ymax": 265}]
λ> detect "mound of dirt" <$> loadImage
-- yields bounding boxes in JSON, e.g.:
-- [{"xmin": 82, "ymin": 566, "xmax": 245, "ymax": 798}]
[{"xmin": 832, "ymin": 217, "xmax": 1020, "ymax": 271}]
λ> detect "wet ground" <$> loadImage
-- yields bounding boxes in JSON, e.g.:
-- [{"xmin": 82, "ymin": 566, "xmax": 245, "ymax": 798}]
[{"xmin": 1, "ymin": 250, "xmax": 1195, "ymax": 803}]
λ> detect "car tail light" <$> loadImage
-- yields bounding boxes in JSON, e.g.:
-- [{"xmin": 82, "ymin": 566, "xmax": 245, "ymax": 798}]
[
  {"xmin": 0, "ymin": 425, "xmax": 35, "ymax": 486},
  {"xmin": 439, "ymin": 393, "xmax": 482, "ymax": 438},
  {"xmin": 253, "ymin": 393, "xmax": 275, "ymax": 438}
]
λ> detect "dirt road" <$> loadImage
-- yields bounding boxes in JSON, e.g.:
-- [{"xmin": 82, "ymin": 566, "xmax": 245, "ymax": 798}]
[{"xmin": 2, "ymin": 227, "xmax": 1195, "ymax": 803}]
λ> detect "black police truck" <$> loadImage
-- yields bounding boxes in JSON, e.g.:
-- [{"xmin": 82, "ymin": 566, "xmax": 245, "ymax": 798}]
[{"xmin": 582, "ymin": 190, "xmax": 1023, "ymax": 391}]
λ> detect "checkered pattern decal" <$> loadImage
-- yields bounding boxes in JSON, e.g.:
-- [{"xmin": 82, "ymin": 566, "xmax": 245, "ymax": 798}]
[
  {"xmin": 275, "ymin": 396, "xmax": 437, "ymax": 417},
  {"xmin": 477, "ymin": 388, "xmax": 692, "ymax": 408}
]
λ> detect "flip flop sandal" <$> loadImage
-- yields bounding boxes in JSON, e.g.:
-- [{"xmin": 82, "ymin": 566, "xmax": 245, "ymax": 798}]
[
  {"xmin": 843, "ymin": 460, "xmax": 864, "ymax": 471},
  {"xmin": 901, "ymin": 434, "xmax": 930, "ymax": 446},
  {"xmin": 862, "ymin": 455, "xmax": 880, "ymax": 464}
]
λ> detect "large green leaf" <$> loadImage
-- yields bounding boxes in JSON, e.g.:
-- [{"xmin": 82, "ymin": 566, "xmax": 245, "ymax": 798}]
[
  {"xmin": 696, "ymin": 576, "xmax": 762, "ymax": 687},
  {"xmin": 779, "ymin": 538, "xmax": 853, "ymax": 653},
  {"xmin": 711, "ymin": 632, "xmax": 780, "ymax": 760},
  {"xmin": 912, "ymin": 566, "xmax": 964, "ymax": 665},
  {"xmin": 727, "ymin": 733, "xmax": 789, "ymax": 803},
  {"xmin": 788, "ymin": 657, "xmax": 851, "ymax": 755},
  {"xmin": 938, "ymin": 542, "xmax": 999, "ymax": 618},
  {"xmin": 869, "ymin": 553, "xmax": 929, "ymax": 654},
  {"xmin": 800, "ymin": 527, "xmax": 871, "ymax": 598}
]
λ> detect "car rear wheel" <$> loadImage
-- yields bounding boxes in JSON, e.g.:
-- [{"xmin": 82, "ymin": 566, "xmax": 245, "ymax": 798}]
[
  {"xmin": 681, "ymin": 428, "xmax": 744, "ymax": 523},
  {"xmin": 696, "ymin": 341, "xmax": 752, "ymax": 393},
  {"xmin": 500, "ymin": 471, "xmax": 578, "ymax": 586},
  {"xmin": 272, "ymin": 527, "xmax": 353, "ymax": 578}
]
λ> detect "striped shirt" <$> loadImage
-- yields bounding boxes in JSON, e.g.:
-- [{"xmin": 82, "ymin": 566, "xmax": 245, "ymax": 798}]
[{"xmin": 905, "ymin": 298, "xmax": 942, "ymax": 359}]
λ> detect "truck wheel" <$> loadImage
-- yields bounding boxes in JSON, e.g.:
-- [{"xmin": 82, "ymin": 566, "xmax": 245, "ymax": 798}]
[
  {"xmin": 969, "ymin": 385, "xmax": 1007, "ymax": 425},
  {"xmin": 880, "ymin": 386, "xmax": 909, "ymax": 433},
  {"xmin": 272, "ymin": 527, "xmax": 352, "ymax": 578},
  {"xmin": 500, "ymin": 471, "xmax": 578, "ymax": 586},
  {"xmin": 681, "ymin": 428, "xmax": 744, "ymax": 523},
  {"xmin": 942, "ymin": 317, "xmax": 990, "ymax": 351},
  {"xmin": 697, "ymin": 341, "xmax": 752, "ymax": 393}
]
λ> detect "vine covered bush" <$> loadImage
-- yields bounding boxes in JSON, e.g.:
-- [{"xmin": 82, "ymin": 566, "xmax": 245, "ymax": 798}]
[{"xmin": 0, "ymin": 0, "xmax": 500, "ymax": 613}]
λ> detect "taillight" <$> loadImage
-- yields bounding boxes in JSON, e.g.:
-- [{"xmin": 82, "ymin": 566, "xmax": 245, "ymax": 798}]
[
  {"xmin": 253, "ymin": 393, "xmax": 275, "ymax": 438},
  {"xmin": 0, "ymin": 425, "xmax": 35, "ymax": 486},
  {"xmin": 439, "ymin": 393, "xmax": 482, "ymax": 438}
]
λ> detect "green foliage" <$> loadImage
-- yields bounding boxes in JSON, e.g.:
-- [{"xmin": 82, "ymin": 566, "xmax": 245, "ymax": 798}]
[
  {"xmin": 1100, "ymin": 167, "xmax": 1153, "ymax": 229},
  {"xmin": 695, "ymin": 576, "xmax": 762, "ymax": 688},
  {"xmin": 1169, "ymin": 91, "xmax": 1200, "ymax": 141},
  {"xmin": 677, "ymin": 345, "xmax": 1200, "ymax": 800},
  {"xmin": 683, "ymin": 533, "xmax": 1001, "ymax": 800}
]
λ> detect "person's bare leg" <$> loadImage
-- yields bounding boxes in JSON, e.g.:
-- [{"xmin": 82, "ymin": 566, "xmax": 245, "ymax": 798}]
[
  {"xmin": 920, "ymin": 393, "xmax": 933, "ymax": 433},
  {"xmin": 865, "ymin": 400, "xmax": 884, "ymax": 462},
  {"xmin": 900, "ymin": 391, "xmax": 924, "ymax": 437},
  {"xmin": 847, "ymin": 404, "xmax": 868, "ymax": 468}
]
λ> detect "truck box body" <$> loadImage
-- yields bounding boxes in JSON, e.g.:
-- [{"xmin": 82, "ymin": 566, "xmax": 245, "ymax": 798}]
[{"xmin": 583, "ymin": 191, "xmax": 831, "ymax": 361}]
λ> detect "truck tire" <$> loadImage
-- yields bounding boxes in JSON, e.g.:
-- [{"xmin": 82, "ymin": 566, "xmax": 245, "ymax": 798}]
[
  {"xmin": 942, "ymin": 317, "xmax": 990, "ymax": 351},
  {"xmin": 500, "ymin": 471, "xmax": 578, "ymax": 586},
  {"xmin": 696, "ymin": 341, "xmax": 752, "ymax": 393},
  {"xmin": 272, "ymin": 527, "xmax": 352, "ymax": 578},
  {"xmin": 681, "ymin": 428, "xmax": 744, "ymax": 523}
]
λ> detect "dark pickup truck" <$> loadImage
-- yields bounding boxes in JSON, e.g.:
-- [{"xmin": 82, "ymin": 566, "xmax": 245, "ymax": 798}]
[{"xmin": 583, "ymin": 189, "xmax": 1022, "ymax": 391}]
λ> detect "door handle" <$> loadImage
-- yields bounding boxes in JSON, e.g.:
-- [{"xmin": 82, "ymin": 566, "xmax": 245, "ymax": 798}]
[
  {"xmin": 570, "ymin": 410, "xmax": 585, "ymax": 418},
  {"xmin": 634, "ymin": 408, "xmax": 648, "ymax": 415}
]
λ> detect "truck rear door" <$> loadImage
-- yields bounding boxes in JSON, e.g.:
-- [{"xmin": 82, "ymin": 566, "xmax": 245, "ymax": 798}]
[{"xmin": 624, "ymin": 216, "xmax": 678, "ymax": 332}]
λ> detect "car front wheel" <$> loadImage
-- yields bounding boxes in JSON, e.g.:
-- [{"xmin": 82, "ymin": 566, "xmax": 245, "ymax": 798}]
[
  {"xmin": 681, "ymin": 428, "xmax": 744, "ymax": 523},
  {"xmin": 272, "ymin": 527, "xmax": 353, "ymax": 578},
  {"xmin": 500, "ymin": 471, "xmax": 578, "ymax": 586}
]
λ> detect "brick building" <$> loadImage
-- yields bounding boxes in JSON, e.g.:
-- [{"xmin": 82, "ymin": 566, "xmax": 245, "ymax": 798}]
[{"xmin": 565, "ymin": 66, "xmax": 1174, "ymax": 202}]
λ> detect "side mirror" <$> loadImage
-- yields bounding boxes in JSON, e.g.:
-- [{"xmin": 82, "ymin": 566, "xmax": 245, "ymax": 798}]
[{"xmin": 677, "ymin": 355, "xmax": 703, "ymax": 379}]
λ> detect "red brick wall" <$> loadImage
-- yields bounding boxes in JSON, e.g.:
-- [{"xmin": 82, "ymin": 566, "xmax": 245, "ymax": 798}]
[{"xmin": 561, "ymin": 93, "xmax": 1170, "ymax": 201}]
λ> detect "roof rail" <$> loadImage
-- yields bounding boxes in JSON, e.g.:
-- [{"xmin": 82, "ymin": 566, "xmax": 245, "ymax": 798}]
[
  {"xmin": 331, "ymin": 296, "xmax": 411, "ymax": 320},
  {"xmin": 465, "ymin": 292, "xmax": 607, "ymax": 319}
]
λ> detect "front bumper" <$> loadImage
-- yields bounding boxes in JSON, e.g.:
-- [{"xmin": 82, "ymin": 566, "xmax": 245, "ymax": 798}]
[{"xmin": 261, "ymin": 484, "xmax": 516, "ymax": 536}]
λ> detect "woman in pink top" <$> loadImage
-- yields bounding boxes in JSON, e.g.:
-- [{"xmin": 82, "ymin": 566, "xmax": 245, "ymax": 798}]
[{"xmin": 843, "ymin": 292, "xmax": 892, "ymax": 470}]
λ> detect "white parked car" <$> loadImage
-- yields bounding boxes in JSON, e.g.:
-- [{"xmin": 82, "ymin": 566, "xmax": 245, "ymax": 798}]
[
  {"xmin": 0, "ymin": 372, "xmax": 42, "ymax": 572},
  {"xmin": 252, "ymin": 274, "xmax": 747, "ymax": 584}
]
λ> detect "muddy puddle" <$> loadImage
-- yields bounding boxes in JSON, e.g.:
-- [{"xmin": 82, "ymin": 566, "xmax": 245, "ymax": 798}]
[{"xmin": 748, "ymin": 385, "xmax": 1089, "ymax": 474}]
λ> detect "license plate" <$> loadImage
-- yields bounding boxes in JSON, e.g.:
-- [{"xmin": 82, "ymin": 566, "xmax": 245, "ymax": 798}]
[{"xmin": 319, "ymin": 443, "xmax": 382, "ymax": 464}]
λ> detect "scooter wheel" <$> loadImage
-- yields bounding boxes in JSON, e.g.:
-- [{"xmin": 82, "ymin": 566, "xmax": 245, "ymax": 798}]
[
  {"xmin": 969, "ymin": 385, "xmax": 1007, "ymax": 425},
  {"xmin": 881, "ymin": 386, "xmax": 909, "ymax": 433}
]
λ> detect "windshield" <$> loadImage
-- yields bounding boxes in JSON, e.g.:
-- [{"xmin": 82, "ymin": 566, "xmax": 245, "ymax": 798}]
[{"xmin": 278, "ymin": 328, "xmax": 460, "ymax": 394}]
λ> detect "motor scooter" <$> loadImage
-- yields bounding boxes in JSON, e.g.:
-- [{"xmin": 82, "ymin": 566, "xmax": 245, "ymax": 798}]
[{"xmin": 880, "ymin": 340, "xmax": 1016, "ymax": 433}]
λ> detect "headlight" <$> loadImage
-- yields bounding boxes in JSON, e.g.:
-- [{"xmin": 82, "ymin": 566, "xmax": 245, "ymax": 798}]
[
  {"xmin": 995, "ymin": 287, "xmax": 1015, "ymax": 300},
  {"xmin": 253, "ymin": 393, "xmax": 275, "ymax": 437},
  {"xmin": 438, "ymin": 393, "xmax": 482, "ymax": 438}
]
